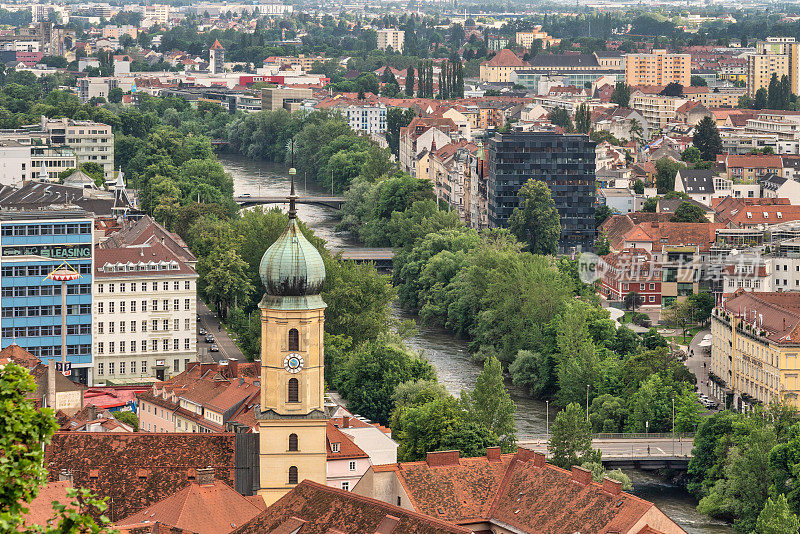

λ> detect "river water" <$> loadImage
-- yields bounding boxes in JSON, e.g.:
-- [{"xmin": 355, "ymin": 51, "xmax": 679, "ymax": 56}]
[{"xmin": 220, "ymin": 153, "xmax": 734, "ymax": 534}]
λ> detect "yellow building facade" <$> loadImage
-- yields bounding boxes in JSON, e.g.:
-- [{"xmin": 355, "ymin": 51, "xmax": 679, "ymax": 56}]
[
  {"xmin": 711, "ymin": 291, "xmax": 800, "ymax": 411},
  {"xmin": 256, "ymin": 180, "xmax": 329, "ymax": 506},
  {"xmin": 624, "ymin": 49, "xmax": 691, "ymax": 87}
]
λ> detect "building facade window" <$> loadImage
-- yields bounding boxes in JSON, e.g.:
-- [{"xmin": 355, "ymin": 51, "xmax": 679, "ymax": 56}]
[
  {"xmin": 289, "ymin": 328, "xmax": 299, "ymax": 351},
  {"xmin": 288, "ymin": 466, "xmax": 298, "ymax": 485},
  {"xmin": 288, "ymin": 378, "xmax": 299, "ymax": 403},
  {"xmin": 289, "ymin": 433, "xmax": 298, "ymax": 451}
]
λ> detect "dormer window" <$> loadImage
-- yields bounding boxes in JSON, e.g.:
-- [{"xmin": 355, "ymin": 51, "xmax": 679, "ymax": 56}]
[
  {"xmin": 747, "ymin": 212, "xmax": 753, "ymax": 219},
  {"xmin": 331, "ymin": 442, "xmax": 340, "ymax": 453}
]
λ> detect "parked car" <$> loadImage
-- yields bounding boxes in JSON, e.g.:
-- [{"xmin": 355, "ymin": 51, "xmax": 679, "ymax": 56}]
[
  {"xmin": 196, "ymin": 314, "xmax": 201, "ymax": 322},
  {"xmin": 199, "ymin": 328, "xmax": 207, "ymax": 335},
  {"xmin": 205, "ymin": 335, "xmax": 215, "ymax": 343},
  {"xmin": 210, "ymin": 344, "xmax": 219, "ymax": 352}
]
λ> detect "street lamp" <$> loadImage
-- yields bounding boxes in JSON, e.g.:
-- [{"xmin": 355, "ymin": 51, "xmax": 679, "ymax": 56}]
[
  {"xmin": 672, "ymin": 397, "xmax": 675, "ymax": 456},
  {"xmin": 46, "ymin": 262, "xmax": 81, "ymax": 374}
]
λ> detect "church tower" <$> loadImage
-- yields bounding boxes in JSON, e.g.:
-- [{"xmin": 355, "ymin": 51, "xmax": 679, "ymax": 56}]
[{"xmin": 256, "ymin": 173, "xmax": 327, "ymax": 505}]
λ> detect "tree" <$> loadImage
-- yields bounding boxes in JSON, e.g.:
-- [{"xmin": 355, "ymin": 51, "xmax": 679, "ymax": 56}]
[
  {"xmin": 681, "ymin": 146, "xmax": 701, "ymax": 164},
  {"xmin": 463, "ymin": 356, "xmax": 517, "ymax": 450},
  {"xmin": 688, "ymin": 292, "xmax": 715, "ymax": 324},
  {"xmin": 339, "ymin": 341, "xmax": 435, "ymax": 426},
  {"xmin": 507, "ymin": 179, "xmax": 561, "ymax": 255},
  {"xmin": 530, "ymin": 38, "xmax": 543, "ymax": 57},
  {"xmin": 80, "ymin": 162, "xmax": 106, "ymax": 188},
  {"xmin": 642, "ymin": 197, "xmax": 658, "ymax": 212},
  {"xmin": 693, "ymin": 116, "xmax": 723, "ymax": 161},
  {"xmin": 405, "ymin": 65, "xmax": 415, "ymax": 96},
  {"xmin": 198, "ymin": 246, "xmax": 254, "ymax": 319},
  {"xmin": 548, "ymin": 402, "xmax": 601, "ymax": 469},
  {"xmin": 623, "ymin": 291, "xmax": 643, "ymax": 311},
  {"xmin": 510, "ymin": 350, "xmax": 555, "ymax": 398},
  {"xmin": 655, "ymin": 158, "xmax": 686, "ymax": 194},
  {"xmin": 113, "ymin": 410, "xmax": 139, "ymax": 431},
  {"xmin": 595, "ymin": 204, "xmax": 613, "ymax": 227},
  {"xmin": 632, "ymin": 179, "xmax": 645, "ymax": 194},
  {"xmin": 548, "ymin": 107, "xmax": 573, "ymax": 132},
  {"xmin": 754, "ymin": 494, "xmax": 800, "ymax": 534},
  {"xmin": 691, "ymin": 75, "xmax": 708, "ymax": 87},
  {"xmin": 670, "ymin": 201, "xmax": 708, "ymax": 223},
  {"xmin": 581, "ymin": 461, "xmax": 633, "ymax": 490},
  {"xmin": 386, "ymin": 107, "xmax": 415, "ymax": 158},
  {"xmin": 628, "ymin": 118, "xmax": 644, "ymax": 144},
  {"xmin": 610, "ymin": 82, "xmax": 631, "ymax": 108},
  {"xmin": 1, "ymin": 363, "xmax": 115, "ymax": 532},
  {"xmin": 574, "ymin": 103, "xmax": 591, "ymax": 134},
  {"xmin": 662, "ymin": 300, "xmax": 694, "ymax": 342},
  {"xmin": 660, "ymin": 82, "xmax": 683, "ymax": 97},
  {"xmin": 107, "ymin": 87, "xmax": 124, "ymax": 103},
  {"xmin": 754, "ymin": 87, "xmax": 768, "ymax": 110}
]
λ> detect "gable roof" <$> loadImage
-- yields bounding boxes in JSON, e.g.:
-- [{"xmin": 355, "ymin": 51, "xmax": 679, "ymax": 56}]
[
  {"xmin": 45, "ymin": 433, "xmax": 237, "ymax": 522},
  {"xmin": 481, "ymin": 49, "xmax": 528, "ymax": 68},
  {"xmin": 327, "ymin": 421, "xmax": 369, "ymax": 460},
  {"xmin": 21, "ymin": 481, "xmax": 73, "ymax": 529},
  {"xmin": 231, "ymin": 480, "xmax": 471, "ymax": 534},
  {"xmin": 117, "ymin": 478, "xmax": 266, "ymax": 534},
  {"xmin": 0, "ymin": 343, "xmax": 41, "ymax": 368},
  {"xmin": 722, "ymin": 290, "xmax": 800, "ymax": 344},
  {"xmin": 676, "ymin": 168, "xmax": 716, "ymax": 194}
]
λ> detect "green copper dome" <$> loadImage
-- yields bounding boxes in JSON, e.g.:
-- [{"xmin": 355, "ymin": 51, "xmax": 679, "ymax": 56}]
[{"xmin": 258, "ymin": 181, "xmax": 326, "ymax": 310}]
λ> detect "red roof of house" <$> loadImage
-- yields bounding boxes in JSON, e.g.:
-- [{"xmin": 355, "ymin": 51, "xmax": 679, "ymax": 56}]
[
  {"xmin": 717, "ymin": 154, "xmax": 783, "ymax": 169},
  {"xmin": 116, "ymin": 478, "xmax": 266, "ymax": 534},
  {"xmin": 0, "ymin": 343, "xmax": 41, "ymax": 368},
  {"xmin": 326, "ymin": 421, "xmax": 369, "ymax": 460},
  {"xmin": 714, "ymin": 197, "xmax": 800, "ymax": 227},
  {"xmin": 210, "ymin": 39, "xmax": 224, "ymax": 50},
  {"xmin": 722, "ymin": 290, "xmax": 800, "ymax": 344},
  {"xmin": 231, "ymin": 480, "xmax": 471, "ymax": 534},
  {"xmin": 620, "ymin": 221, "xmax": 723, "ymax": 252},
  {"xmin": 45, "ymin": 433, "xmax": 237, "ymax": 522},
  {"xmin": 21, "ymin": 481, "xmax": 73, "ymax": 528},
  {"xmin": 481, "ymin": 49, "xmax": 528, "ymax": 67}
]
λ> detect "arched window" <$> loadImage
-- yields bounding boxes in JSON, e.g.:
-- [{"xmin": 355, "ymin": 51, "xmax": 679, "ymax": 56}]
[
  {"xmin": 288, "ymin": 328, "xmax": 299, "ymax": 351},
  {"xmin": 288, "ymin": 466, "xmax": 298, "ymax": 485},
  {"xmin": 288, "ymin": 433, "xmax": 298, "ymax": 451},
  {"xmin": 288, "ymin": 378, "xmax": 299, "ymax": 403}
]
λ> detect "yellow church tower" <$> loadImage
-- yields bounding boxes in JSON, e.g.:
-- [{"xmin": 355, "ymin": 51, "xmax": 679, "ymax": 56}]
[{"xmin": 256, "ymin": 173, "xmax": 328, "ymax": 505}]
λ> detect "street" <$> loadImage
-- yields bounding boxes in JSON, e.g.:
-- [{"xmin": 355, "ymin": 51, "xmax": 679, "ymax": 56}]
[
  {"xmin": 196, "ymin": 298, "xmax": 246, "ymax": 363},
  {"xmin": 684, "ymin": 329, "xmax": 719, "ymax": 406},
  {"xmin": 518, "ymin": 437, "xmax": 694, "ymax": 459}
]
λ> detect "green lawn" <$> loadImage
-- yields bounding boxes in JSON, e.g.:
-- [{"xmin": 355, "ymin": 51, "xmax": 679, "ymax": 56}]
[{"xmin": 663, "ymin": 325, "xmax": 704, "ymax": 346}]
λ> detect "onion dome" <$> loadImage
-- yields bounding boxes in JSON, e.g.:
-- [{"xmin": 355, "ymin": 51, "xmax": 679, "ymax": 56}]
[{"xmin": 258, "ymin": 173, "xmax": 326, "ymax": 310}]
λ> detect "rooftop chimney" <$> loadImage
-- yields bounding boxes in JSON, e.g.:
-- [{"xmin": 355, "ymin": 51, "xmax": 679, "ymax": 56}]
[
  {"xmin": 197, "ymin": 467, "xmax": 215, "ymax": 486},
  {"xmin": 602, "ymin": 477, "xmax": 622, "ymax": 496},
  {"xmin": 228, "ymin": 357, "xmax": 239, "ymax": 378},
  {"xmin": 426, "ymin": 450, "xmax": 460, "ymax": 468},
  {"xmin": 571, "ymin": 466, "xmax": 592, "ymax": 486},
  {"xmin": 486, "ymin": 446, "xmax": 501, "ymax": 462},
  {"xmin": 58, "ymin": 469, "xmax": 73, "ymax": 484},
  {"xmin": 532, "ymin": 452, "xmax": 546, "ymax": 468},
  {"xmin": 87, "ymin": 404, "xmax": 97, "ymax": 421},
  {"xmin": 341, "ymin": 416, "xmax": 350, "ymax": 428}
]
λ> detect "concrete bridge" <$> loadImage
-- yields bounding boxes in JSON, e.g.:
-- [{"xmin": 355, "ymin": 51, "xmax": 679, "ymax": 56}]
[
  {"xmin": 333, "ymin": 248, "xmax": 395, "ymax": 267},
  {"xmin": 518, "ymin": 436, "xmax": 693, "ymax": 471},
  {"xmin": 235, "ymin": 195, "xmax": 346, "ymax": 209}
]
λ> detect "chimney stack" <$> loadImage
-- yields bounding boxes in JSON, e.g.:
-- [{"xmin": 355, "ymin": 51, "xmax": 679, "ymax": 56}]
[
  {"xmin": 58, "ymin": 469, "xmax": 73, "ymax": 484},
  {"xmin": 341, "ymin": 416, "xmax": 350, "ymax": 428},
  {"xmin": 197, "ymin": 467, "xmax": 215, "ymax": 486},
  {"xmin": 532, "ymin": 452, "xmax": 546, "ymax": 467},
  {"xmin": 88, "ymin": 404, "xmax": 97, "ymax": 421},
  {"xmin": 602, "ymin": 477, "xmax": 622, "ymax": 496},
  {"xmin": 426, "ymin": 450, "xmax": 460, "ymax": 468},
  {"xmin": 571, "ymin": 466, "xmax": 592, "ymax": 486},
  {"xmin": 486, "ymin": 446, "xmax": 501, "ymax": 462},
  {"xmin": 47, "ymin": 359, "xmax": 57, "ymax": 409}
]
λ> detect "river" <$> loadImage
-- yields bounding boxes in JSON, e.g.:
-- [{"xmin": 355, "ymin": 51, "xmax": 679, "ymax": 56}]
[{"xmin": 220, "ymin": 153, "xmax": 734, "ymax": 534}]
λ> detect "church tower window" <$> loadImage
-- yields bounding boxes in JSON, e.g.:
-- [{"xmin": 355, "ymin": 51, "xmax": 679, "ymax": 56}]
[
  {"xmin": 288, "ymin": 328, "xmax": 299, "ymax": 351},
  {"xmin": 288, "ymin": 378, "xmax": 299, "ymax": 403}
]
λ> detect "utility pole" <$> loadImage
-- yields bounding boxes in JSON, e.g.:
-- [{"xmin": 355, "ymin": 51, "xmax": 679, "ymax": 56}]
[
  {"xmin": 546, "ymin": 400, "xmax": 549, "ymax": 437},
  {"xmin": 672, "ymin": 397, "xmax": 676, "ymax": 456},
  {"xmin": 586, "ymin": 384, "xmax": 590, "ymax": 422}
]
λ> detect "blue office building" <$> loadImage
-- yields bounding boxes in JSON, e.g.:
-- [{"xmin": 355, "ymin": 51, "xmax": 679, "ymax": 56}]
[{"xmin": 0, "ymin": 211, "xmax": 93, "ymax": 384}]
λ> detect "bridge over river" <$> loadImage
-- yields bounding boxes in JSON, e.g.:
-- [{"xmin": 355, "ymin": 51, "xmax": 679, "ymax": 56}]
[
  {"xmin": 519, "ymin": 435, "xmax": 694, "ymax": 471},
  {"xmin": 235, "ymin": 195, "xmax": 345, "ymax": 209}
]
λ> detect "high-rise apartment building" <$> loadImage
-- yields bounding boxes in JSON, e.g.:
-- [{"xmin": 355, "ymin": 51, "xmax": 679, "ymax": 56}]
[
  {"xmin": 624, "ymin": 49, "xmax": 691, "ymax": 87},
  {"xmin": 0, "ymin": 210, "xmax": 94, "ymax": 385},
  {"xmin": 746, "ymin": 37, "xmax": 798, "ymax": 97},
  {"xmin": 376, "ymin": 29, "xmax": 404, "ymax": 53},
  {"xmin": 487, "ymin": 132, "xmax": 596, "ymax": 253}
]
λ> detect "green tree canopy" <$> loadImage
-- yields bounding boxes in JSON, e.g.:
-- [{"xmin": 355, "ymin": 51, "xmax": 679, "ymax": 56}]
[
  {"xmin": 507, "ymin": 179, "xmax": 561, "ymax": 255},
  {"xmin": 549, "ymin": 402, "xmax": 601, "ymax": 469}
]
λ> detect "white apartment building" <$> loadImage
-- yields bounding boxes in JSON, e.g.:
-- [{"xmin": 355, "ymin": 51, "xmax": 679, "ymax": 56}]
[
  {"xmin": 141, "ymin": 4, "xmax": 170, "ymax": 24},
  {"xmin": 630, "ymin": 91, "xmax": 689, "ymax": 131},
  {"xmin": 344, "ymin": 103, "xmax": 387, "ymax": 134},
  {"xmin": 0, "ymin": 141, "xmax": 31, "ymax": 186},
  {"xmin": 93, "ymin": 241, "xmax": 198, "ymax": 385},
  {"xmin": 31, "ymin": 145, "xmax": 77, "ymax": 181},
  {"xmin": 40, "ymin": 117, "xmax": 114, "ymax": 179},
  {"xmin": 376, "ymin": 29, "xmax": 404, "ymax": 53},
  {"xmin": 0, "ymin": 140, "xmax": 76, "ymax": 185}
]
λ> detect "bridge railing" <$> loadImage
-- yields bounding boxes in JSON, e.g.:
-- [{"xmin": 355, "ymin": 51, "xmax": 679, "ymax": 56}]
[{"xmin": 521, "ymin": 432, "xmax": 695, "ymax": 442}]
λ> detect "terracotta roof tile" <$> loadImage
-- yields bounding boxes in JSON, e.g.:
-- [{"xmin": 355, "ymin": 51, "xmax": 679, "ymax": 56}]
[
  {"xmin": 480, "ymin": 49, "xmax": 528, "ymax": 68},
  {"xmin": 231, "ymin": 480, "xmax": 470, "ymax": 534},
  {"xmin": 45, "ymin": 433, "xmax": 237, "ymax": 522},
  {"xmin": 327, "ymin": 421, "xmax": 369, "ymax": 460},
  {"xmin": 21, "ymin": 481, "xmax": 73, "ymax": 528}
]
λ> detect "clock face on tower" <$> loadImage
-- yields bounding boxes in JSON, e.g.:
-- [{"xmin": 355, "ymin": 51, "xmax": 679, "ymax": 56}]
[{"xmin": 283, "ymin": 353, "xmax": 304, "ymax": 373}]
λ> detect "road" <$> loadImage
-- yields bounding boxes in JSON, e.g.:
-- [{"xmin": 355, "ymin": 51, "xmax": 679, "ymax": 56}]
[
  {"xmin": 518, "ymin": 437, "xmax": 694, "ymax": 459},
  {"xmin": 685, "ymin": 329, "xmax": 720, "ymax": 406},
  {"xmin": 196, "ymin": 298, "xmax": 246, "ymax": 363}
]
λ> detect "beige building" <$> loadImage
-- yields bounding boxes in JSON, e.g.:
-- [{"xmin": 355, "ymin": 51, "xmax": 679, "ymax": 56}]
[
  {"xmin": 40, "ymin": 116, "xmax": 115, "ymax": 179},
  {"xmin": 376, "ymin": 29, "xmax": 404, "ymax": 53},
  {"xmin": 748, "ymin": 52, "xmax": 791, "ymax": 97},
  {"xmin": 630, "ymin": 90, "xmax": 689, "ymax": 131},
  {"xmin": 93, "ymin": 240, "xmax": 198, "ymax": 385},
  {"xmin": 261, "ymin": 87, "xmax": 313, "ymax": 111},
  {"xmin": 711, "ymin": 290, "xmax": 800, "ymax": 411},
  {"xmin": 693, "ymin": 89, "xmax": 745, "ymax": 109},
  {"xmin": 479, "ymin": 49, "xmax": 529, "ymax": 83},
  {"xmin": 257, "ymin": 189, "xmax": 328, "ymax": 506},
  {"xmin": 624, "ymin": 49, "xmax": 691, "ymax": 87},
  {"xmin": 515, "ymin": 27, "xmax": 560, "ymax": 49}
]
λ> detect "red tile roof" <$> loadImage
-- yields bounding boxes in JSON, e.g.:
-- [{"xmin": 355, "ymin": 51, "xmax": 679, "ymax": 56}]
[
  {"xmin": 45, "ymin": 433, "xmax": 237, "ymax": 522},
  {"xmin": 230, "ymin": 480, "xmax": 471, "ymax": 534},
  {"xmin": 94, "ymin": 240, "xmax": 196, "ymax": 279},
  {"xmin": 722, "ymin": 290, "xmax": 800, "ymax": 344},
  {"xmin": 481, "ymin": 49, "xmax": 528, "ymax": 68},
  {"xmin": 210, "ymin": 40, "xmax": 224, "ymax": 50},
  {"xmin": 716, "ymin": 154, "xmax": 783, "ymax": 169},
  {"xmin": 21, "ymin": 481, "xmax": 73, "ymax": 529},
  {"xmin": 0, "ymin": 343, "xmax": 41, "ymax": 368},
  {"xmin": 117, "ymin": 478, "xmax": 266, "ymax": 534},
  {"xmin": 619, "ymin": 221, "xmax": 723, "ymax": 252},
  {"xmin": 713, "ymin": 198, "xmax": 800, "ymax": 227},
  {"xmin": 327, "ymin": 421, "xmax": 369, "ymax": 460}
]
